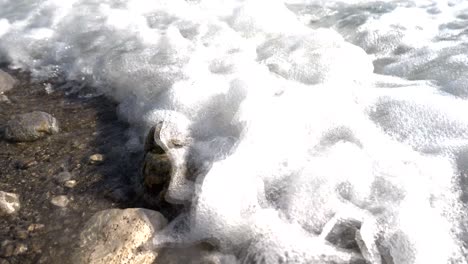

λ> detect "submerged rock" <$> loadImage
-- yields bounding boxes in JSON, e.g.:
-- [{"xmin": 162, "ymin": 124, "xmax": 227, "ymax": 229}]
[
  {"xmin": 72, "ymin": 208, "xmax": 167, "ymax": 264},
  {"xmin": 0, "ymin": 191, "xmax": 20, "ymax": 215},
  {"xmin": 0, "ymin": 70, "xmax": 16, "ymax": 94},
  {"xmin": 4, "ymin": 111, "xmax": 59, "ymax": 142}
]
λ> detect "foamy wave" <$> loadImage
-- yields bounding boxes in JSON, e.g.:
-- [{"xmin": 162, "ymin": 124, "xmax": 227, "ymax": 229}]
[{"xmin": 1, "ymin": 0, "xmax": 467, "ymax": 263}]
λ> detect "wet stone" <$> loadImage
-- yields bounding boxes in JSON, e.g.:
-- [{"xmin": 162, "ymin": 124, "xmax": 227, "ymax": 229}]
[
  {"xmin": 64, "ymin": 180, "xmax": 77, "ymax": 188},
  {"xmin": 50, "ymin": 195, "xmax": 69, "ymax": 207},
  {"xmin": 89, "ymin": 154, "xmax": 104, "ymax": 165},
  {"xmin": 0, "ymin": 191, "xmax": 20, "ymax": 215},
  {"xmin": 0, "ymin": 70, "xmax": 16, "ymax": 94},
  {"xmin": 4, "ymin": 111, "xmax": 59, "ymax": 142},
  {"xmin": 53, "ymin": 171, "xmax": 72, "ymax": 184}
]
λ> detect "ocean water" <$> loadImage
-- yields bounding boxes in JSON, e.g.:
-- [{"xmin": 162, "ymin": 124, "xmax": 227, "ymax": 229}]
[{"xmin": 1, "ymin": 0, "xmax": 468, "ymax": 263}]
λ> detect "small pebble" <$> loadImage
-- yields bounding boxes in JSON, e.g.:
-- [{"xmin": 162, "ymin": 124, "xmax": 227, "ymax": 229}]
[
  {"xmin": 0, "ymin": 191, "xmax": 20, "ymax": 215},
  {"xmin": 13, "ymin": 243, "xmax": 28, "ymax": 255},
  {"xmin": 16, "ymin": 230, "xmax": 28, "ymax": 240},
  {"xmin": 89, "ymin": 154, "xmax": 104, "ymax": 164},
  {"xmin": 53, "ymin": 171, "xmax": 72, "ymax": 184},
  {"xmin": 0, "ymin": 241, "xmax": 15, "ymax": 257},
  {"xmin": 64, "ymin": 180, "xmax": 77, "ymax": 188},
  {"xmin": 51, "ymin": 195, "xmax": 69, "ymax": 208},
  {"xmin": 28, "ymin": 223, "xmax": 45, "ymax": 232}
]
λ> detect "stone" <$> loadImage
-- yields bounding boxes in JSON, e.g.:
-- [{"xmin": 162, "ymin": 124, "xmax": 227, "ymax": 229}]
[
  {"xmin": 321, "ymin": 216, "xmax": 362, "ymax": 251},
  {"xmin": 0, "ymin": 191, "xmax": 20, "ymax": 215},
  {"xmin": 50, "ymin": 195, "xmax": 69, "ymax": 207},
  {"xmin": 0, "ymin": 241, "xmax": 27, "ymax": 257},
  {"xmin": 72, "ymin": 208, "xmax": 167, "ymax": 264},
  {"xmin": 89, "ymin": 154, "xmax": 104, "ymax": 165},
  {"xmin": 27, "ymin": 223, "xmax": 45, "ymax": 232},
  {"xmin": 64, "ymin": 180, "xmax": 77, "ymax": 188},
  {"xmin": 0, "ymin": 70, "xmax": 16, "ymax": 94},
  {"xmin": 140, "ymin": 112, "xmax": 194, "ymax": 205},
  {"xmin": 4, "ymin": 111, "xmax": 59, "ymax": 142},
  {"xmin": 0, "ymin": 94, "xmax": 9, "ymax": 103},
  {"xmin": 54, "ymin": 171, "xmax": 72, "ymax": 184}
]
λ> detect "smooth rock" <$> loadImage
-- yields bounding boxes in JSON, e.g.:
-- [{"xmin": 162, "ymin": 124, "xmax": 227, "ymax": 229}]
[
  {"xmin": 4, "ymin": 111, "xmax": 59, "ymax": 142},
  {"xmin": 64, "ymin": 180, "xmax": 77, "ymax": 188},
  {"xmin": 89, "ymin": 154, "xmax": 104, "ymax": 165},
  {"xmin": 0, "ymin": 191, "xmax": 20, "ymax": 215},
  {"xmin": 50, "ymin": 195, "xmax": 69, "ymax": 207},
  {"xmin": 0, "ymin": 70, "xmax": 16, "ymax": 94},
  {"xmin": 72, "ymin": 208, "xmax": 167, "ymax": 264}
]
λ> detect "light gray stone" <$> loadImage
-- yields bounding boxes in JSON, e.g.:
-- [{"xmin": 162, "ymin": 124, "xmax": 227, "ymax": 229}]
[
  {"xmin": 50, "ymin": 195, "xmax": 69, "ymax": 207},
  {"xmin": 0, "ymin": 70, "xmax": 16, "ymax": 94},
  {"xmin": 4, "ymin": 111, "xmax": 59, "ymax": 142},
  {"xmin": 72, "ymin": 208, "xmax": 167, "ymax": 264},
  {"xmin": 0, "ymin": 191, "xmax": 20, "ymax": 215}
]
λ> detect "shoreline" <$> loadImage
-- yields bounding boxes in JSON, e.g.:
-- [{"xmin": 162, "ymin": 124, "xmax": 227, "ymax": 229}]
[{"xmin": 0, "ymin": 68, "xmax": 145, "ymax": 264}]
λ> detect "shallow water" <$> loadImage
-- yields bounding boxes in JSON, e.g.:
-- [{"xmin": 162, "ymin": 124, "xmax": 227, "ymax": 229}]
[{"xmin": 1, "ymin": 0, "xmax": 468, "ymax": 263}]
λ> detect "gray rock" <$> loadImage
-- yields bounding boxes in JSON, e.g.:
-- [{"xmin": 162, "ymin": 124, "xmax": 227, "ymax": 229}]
[
  {"xmin": 0, "ymin": 94, "xmax": 9, "ymax": 103},
  {"xmin": 140, "ymin": 112, "xmax": 194, "ymax": 205},
  {"xmin": 72, "ymin": 208, "xmax": 167, "ymax": 264},
  {"xmin": 0, "ymin": 70, "xmax": 16, "ymax": 94},
  {"xmin": 4, "ymin": 111, "xmax": 59, "ymax": 142},
  {"xmin": 53, "ymin": 171, "xmax": 72, "ymax": 184},
  {"xmin": 50, "ymin": 195, "xmax": 69, "ymax": 207},
  {"xmin": 0, "ymin": 191, "xmax": 20, "ymax": 215}
]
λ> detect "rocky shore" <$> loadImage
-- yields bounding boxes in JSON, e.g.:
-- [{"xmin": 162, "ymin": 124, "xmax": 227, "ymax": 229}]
[{"xmin": 0, "ymin": 67, "xmax": 145, "ymax": 264}]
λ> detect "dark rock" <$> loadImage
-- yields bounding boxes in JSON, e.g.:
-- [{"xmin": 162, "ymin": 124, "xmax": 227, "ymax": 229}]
[
  {"xmin": 4, "ymin": 111, "xmax": 59, "ymax": 142},
  {"xmin": 0, "ymin": 191, "xmax": 20, "ymax": 215},
  {"xmin": 322, "ymin": 217, "xmax": 362, "ymax": 251},
  {"xmin": 0, "ymin": 70, "xmax": 16, "ymax": 94}
]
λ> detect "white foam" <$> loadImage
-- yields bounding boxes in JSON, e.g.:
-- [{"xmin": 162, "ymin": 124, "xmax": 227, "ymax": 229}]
[{"xmin": 1, "ymin": 0, "xmax": 467, "ymax": 263}]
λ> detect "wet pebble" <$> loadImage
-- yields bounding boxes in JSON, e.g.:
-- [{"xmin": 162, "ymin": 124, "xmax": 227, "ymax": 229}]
[
  {"xmin": 27, "ymin": 223, "xmax": 45, "ymax": 232},
  {"xmin": 89, "ymin": 154, "xmax": 104, "ymax": 165},
  {"xmin": 51, "ymin": 195, "xmax": 69, "ymax": 208},
  {"xmin": 0, "ymin": 191, "xmax": 20, "ymax": 215},
  {"xmin": 64, "ymin": 180, "xmax": 77, "ymax": 188},
  {"xmin": 53, "ymin": 171, "xmax": 72, "ymax": 184}
]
